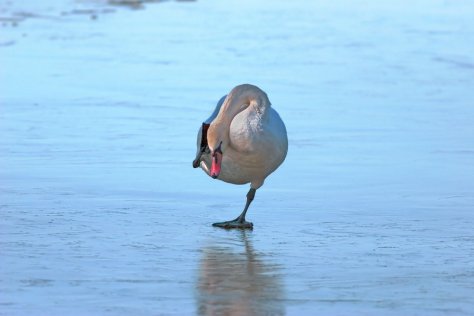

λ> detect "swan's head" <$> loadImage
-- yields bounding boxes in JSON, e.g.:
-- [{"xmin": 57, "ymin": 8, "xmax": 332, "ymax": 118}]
[
  {"xmin": 207, "ymin": 124, "xmax": 227, "ymax": 179},
  {"xmin": 208, "ymin": 141, "xmax": 223, "ymax": 179}
]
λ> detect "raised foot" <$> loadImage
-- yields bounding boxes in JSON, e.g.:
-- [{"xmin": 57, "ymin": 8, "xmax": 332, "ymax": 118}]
[{"xmin": 212, "ymin": 219, "xmax": 253, "ymax": 229}]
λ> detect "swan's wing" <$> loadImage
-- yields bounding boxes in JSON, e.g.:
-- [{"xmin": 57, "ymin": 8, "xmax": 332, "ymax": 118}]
[
  {"xmin": 200, "ymin": 94, "xmax": 227, "ymax": 146},
  {"xmin": 193, "ymin": 95, "xmax": 227, "ymax": 166},
  {"xmin": 199, "ymin": 95, "xmax": 227, "ymax": 150}
]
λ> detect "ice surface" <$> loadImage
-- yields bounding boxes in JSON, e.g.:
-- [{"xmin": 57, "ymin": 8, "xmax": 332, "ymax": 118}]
[{"xmin": 1, "ymin": 0, "xmax": 474, "ymax": 315}]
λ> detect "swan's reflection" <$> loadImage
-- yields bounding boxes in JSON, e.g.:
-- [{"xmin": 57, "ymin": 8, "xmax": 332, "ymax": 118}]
[{"xmin": 196, "ymin": 231, "xmax": 284, "ymax": 316}]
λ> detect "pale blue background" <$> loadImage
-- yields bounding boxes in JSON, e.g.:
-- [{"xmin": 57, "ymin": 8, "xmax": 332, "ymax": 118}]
[{"xmin": 1, "ymin": 0, "xmax": 474, "ymax": 315}]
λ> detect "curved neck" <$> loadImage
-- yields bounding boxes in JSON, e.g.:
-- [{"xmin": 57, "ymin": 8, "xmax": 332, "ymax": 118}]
[
  {"xmin": 207, "ymin": 84, "xmax": 270, "ymax": 151},
  {"xmin": 214, "ymin": 84, "xmax": 270, "ymax": 126}
]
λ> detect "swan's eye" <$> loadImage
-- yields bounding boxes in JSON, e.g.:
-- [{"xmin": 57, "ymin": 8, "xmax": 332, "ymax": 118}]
[
  {"xmin": 211, "ymin": 141, "xmax": 223, "ymax": 158},
  {"xmin": 214, "ymin": 142, "xmax": 223, "ymax": 155}
]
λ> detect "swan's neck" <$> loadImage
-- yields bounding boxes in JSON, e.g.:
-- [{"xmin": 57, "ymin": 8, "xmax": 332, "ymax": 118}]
[
  {"xmin": 208, "ymin": 84, "xmax": 270, "ymax": 150},
  {"xmin": 215, "ymin": 85, "xmax": 270, "ymax": 126}
]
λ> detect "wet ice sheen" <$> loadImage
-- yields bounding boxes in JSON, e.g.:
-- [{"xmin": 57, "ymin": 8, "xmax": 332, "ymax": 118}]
[{"xmin": 1, "ymin": 0, "xmax": 474, "ymax": 315}]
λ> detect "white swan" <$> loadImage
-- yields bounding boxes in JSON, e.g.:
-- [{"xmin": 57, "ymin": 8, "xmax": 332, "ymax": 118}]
[{"xmin": 192, "ymin": 84, "xmax": 288, "ymax": 229}]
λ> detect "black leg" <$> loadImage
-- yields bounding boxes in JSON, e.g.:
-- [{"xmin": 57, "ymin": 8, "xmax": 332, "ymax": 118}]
[
  {"xmin": 212, "ymin": 188, "xmax": 256, "ymax": 229},
  {"xmin": 236, "ymin": 188, "xmax": 256, "ymax": 223}
]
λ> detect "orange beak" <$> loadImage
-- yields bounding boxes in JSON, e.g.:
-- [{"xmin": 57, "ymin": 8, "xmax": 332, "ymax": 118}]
[{"xmin": 210, "ymin": 151, "xmax": 222, "ymax": 179}]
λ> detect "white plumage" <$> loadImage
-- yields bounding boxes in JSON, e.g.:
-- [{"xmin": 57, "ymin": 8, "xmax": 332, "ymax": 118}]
[{"xmin": 193, "ymin": 84, "xmax": 288, "ymax": 228}]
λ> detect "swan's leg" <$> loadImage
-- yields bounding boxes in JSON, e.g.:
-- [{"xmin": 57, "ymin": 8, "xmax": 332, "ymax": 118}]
[
  {"xmin": 236, "ymin": 188, "xmax": 255, "ymax": 223},
  {"xmin": 212, "ymin": 188, "xmax": 256, "ymax": 229}
]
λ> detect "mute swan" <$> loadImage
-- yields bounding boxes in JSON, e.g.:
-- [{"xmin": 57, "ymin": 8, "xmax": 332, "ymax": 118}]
[{"xmin": 192, "ymin": 84, "xmax": 288, "ymax": 229}]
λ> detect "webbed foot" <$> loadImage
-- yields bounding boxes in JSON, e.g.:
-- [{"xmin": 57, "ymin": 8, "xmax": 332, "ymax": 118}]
[{"xmin": 212, "ymin": 219, "xmax": 253, "ymax": 229}]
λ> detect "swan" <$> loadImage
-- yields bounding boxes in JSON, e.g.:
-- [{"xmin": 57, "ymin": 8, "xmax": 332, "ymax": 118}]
[{"xmin": 192, "ymin": 84, "xmax": 288, "ymax": 229}]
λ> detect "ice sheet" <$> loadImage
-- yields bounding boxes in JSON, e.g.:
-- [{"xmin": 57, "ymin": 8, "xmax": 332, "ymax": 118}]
[{"xmin": 1, "ymin": 0, "xmax": 474, "ymax": 315}]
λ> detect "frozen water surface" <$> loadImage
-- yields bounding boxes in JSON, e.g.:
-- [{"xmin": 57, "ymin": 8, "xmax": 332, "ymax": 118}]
[{"xmin": 1, "ymin": 0, "xmax": 474, "ymax": 315}]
